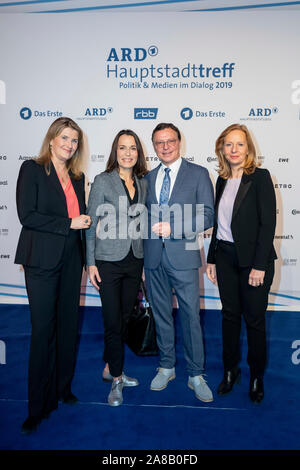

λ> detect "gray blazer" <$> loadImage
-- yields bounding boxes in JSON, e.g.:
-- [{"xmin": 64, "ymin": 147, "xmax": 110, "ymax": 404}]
[{"xmin": 86, "ymin": 169, "xmax": 147, "ymax": 264}]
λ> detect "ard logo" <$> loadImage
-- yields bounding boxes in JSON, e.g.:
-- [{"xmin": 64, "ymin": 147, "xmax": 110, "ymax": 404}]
[{"xmin": 107, "ymin": 46, "xmax": 158, "ymax": 62}]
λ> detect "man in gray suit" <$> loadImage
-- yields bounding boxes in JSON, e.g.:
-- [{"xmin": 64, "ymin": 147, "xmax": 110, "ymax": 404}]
[{"xmin": 144, "ymin": 123, "xmax": 214, "ymax": 402}]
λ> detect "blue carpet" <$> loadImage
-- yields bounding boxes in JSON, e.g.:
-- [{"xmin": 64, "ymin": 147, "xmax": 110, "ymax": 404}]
[{"xmin": 0, "ymin": 304, "xmax": 299, "ymax": 450}]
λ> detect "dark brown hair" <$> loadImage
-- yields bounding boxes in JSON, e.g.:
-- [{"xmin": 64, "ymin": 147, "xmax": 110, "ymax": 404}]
[{"xmin": 106, "ymin": 129, "xmax": 148, "ymax": 177}]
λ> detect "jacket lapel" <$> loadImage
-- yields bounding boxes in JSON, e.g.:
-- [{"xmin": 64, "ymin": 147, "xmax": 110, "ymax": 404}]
[
  {"xmin": 149, "ymin": 165, "xmax": 160, "ymax": 204},
  {"xmin": 232, "ymin": 173, "xmax": 252, "ymax": 220},
  {"xmin": 214, "ymin": 177, "xmax": 227, "ymax": 218},
  {"xmin": 48, "ymin": 162, "xmax": 69, "ymax": 216},
  {"xmin": 134, "ymin": 174, "xmax": 143, "ymax": 204},
  {"xmin": 168, "ymin": 158, "xmax": 186, "ymax": 205}
]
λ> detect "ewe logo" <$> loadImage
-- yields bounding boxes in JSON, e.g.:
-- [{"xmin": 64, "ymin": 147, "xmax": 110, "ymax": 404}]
[{"xmin": 107, "ymin": 45, "xmax": 158, "ymax": 62}]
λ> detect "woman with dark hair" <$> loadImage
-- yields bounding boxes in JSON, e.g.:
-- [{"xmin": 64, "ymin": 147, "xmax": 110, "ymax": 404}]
[
  {"xmin": 15, "ymin": 117, "xmax": 91, "ymax": 434},
  {"xmin": 86, "ymin": 129, "xmax": 148, "ymax": 407},
  {"xmin": 206, "ymin": 124, "xmax": 277, "ymax": 403}
]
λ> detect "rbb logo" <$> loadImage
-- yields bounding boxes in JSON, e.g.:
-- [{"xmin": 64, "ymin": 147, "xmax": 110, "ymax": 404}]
[
  {"xmin": 107, "ymin": 45, "xmax": 158, "ymax": 62},
  {"xmin": 291, "ymin": 340, "xmax": 300, "ymax": 365},
  {"xmin": 134, "ymin": 108, "xmax": 158, "ymax": 119},
  {"xmin": 0, "ymin": 80, "xmax": 5, "ymax": 104},
  {"xmin": 249, "ymin": 107, "xmax": 278, "ymax": 117}
]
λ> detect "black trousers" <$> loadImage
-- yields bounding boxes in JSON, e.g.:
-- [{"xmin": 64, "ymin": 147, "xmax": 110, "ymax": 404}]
[
  {"xmin": 96, "ymin": 249, "xmax": 143, "ymax": 378},
  {"xmin": 24, "ymin": 230, "xmax": 83, "ymax": 418},
  {"xmin": 215, "ymin": 240, "xmax": 274, "ymax": 378}
]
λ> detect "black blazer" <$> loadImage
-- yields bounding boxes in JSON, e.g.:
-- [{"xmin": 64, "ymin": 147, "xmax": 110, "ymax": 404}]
[
  {"xmin": 15, "ymin": 159, "xmax": 86, "ymax": 269},
  {"xmin": 207, "ymin": 168, "xmax": 277, "ymax": 270}
]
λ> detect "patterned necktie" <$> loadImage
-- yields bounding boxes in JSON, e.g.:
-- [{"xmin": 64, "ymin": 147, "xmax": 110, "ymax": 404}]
[{"xmin": 159, "ymin": 167, "xmax": 171, "ymax": 206}]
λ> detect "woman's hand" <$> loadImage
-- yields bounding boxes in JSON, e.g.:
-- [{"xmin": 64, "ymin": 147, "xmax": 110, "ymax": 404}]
[
  {"xmin": 248, "ymin": 269, "xmax": 265, "ymax": 287},
  {"xmin": 206, "ymin": 263, "xmax": 217, "ymax": 285},
  {"xmin": 70, "ymin": 214, "xmax": 91, "ymax": 230},
  {"xmin": 88, "ymin": 265, "xmax": 101, "ymax": 290}
]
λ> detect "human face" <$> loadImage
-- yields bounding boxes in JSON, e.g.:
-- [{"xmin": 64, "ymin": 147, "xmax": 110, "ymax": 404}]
[
  {"xmin": 223, "ymin": 130, "xmax": 248, "ymax": 171},
  {"xmin": 116, "ymin": 134, "xmax": 138, "ymax": 172},
  {"xmin": 50, "ymin": 127, "xmax": 79, "ymax": 164},
  {"xmin": 153, "ymin": 128, "xmax": 180, "ymax": 167}
]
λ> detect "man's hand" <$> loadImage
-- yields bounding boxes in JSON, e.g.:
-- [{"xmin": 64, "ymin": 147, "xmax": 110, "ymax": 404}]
[{"xmin": 152, "ymin": 222, "xmax": 171, "ymax": 238}]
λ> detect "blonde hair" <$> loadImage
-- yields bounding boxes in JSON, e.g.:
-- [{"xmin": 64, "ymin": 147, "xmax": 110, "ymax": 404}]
[
  {"xmin": 215, "ymin": 123, "xmax": 260, "ymax": 179},
  {"xmin": 35, "ymin": 117, "xmax": 84, "ymax": 179}
]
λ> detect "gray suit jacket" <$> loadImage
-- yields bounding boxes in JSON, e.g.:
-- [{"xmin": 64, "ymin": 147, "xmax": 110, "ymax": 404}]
[{"xmin": 86, "ymin": 170, "xmax": 147, "ymax": 264}]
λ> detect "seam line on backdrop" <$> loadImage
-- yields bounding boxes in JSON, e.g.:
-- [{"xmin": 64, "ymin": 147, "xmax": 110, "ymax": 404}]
[
  {"xmin": 0, "ymin": 0, "xmax": 200, "ymax": 10},
  {"xmin": 31, "ymin": 1, "xmax": 300, "ymax": 14},
  {"xmin": 0, "ymin": 398, "xmax": 246, "ymax": 411},
  {"xmin": 187, "ymin": 2, "xmax": 300, "ymax": 12},
  {"xmin": 0, "ymin": 0, "xmax": 69, "ymax": 7}
]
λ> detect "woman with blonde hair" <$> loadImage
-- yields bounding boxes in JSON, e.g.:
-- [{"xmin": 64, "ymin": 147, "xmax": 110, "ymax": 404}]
[
  {"xmin": 15, "ymin": 117, "xmax": 91, "ymax": 434},
  {"xmin": 206, "ymin": 124, "xmax": 277, "ymax": 403}
]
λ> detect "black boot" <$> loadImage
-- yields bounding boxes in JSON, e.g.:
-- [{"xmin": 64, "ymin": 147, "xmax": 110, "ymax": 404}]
[
  {"xmin": 217, "ymin": 367, "xmax": 241, "ymax": 395},
  {"xmin": 249, "ymin": 377, "xmax": 264, "ymax": 403}
]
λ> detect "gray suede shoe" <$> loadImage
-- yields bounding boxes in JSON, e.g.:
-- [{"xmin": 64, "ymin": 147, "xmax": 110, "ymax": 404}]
[
  {"xmin": 150, "ymin": 367, "xmax": 176, "ymax": 391},
  {"xmin": 188, "ymin": 375, "xmax": 213, "ymax": 402}
]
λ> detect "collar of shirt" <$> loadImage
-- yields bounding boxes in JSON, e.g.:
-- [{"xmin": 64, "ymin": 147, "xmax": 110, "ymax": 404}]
[{"xmin": 159, "ymin": 156, "xmax": 182, "ymax": 176}]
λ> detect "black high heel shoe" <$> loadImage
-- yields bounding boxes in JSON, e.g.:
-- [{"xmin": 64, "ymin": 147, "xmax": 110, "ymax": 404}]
[
  {"xmin": 217, "ymin": 367, "xmax": 241, "ymax": 395},
  {"xmin": 249, "ymin": 377, "xmax": 264, "ymax": 403}
]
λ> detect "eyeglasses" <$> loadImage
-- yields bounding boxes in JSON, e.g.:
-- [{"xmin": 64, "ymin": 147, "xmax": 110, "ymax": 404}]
[{"xmin": 153, "ymin": 139, "xmax": 178, "ymax": 148}]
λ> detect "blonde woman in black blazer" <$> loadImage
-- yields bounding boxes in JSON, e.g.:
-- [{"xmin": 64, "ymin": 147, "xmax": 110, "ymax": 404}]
[
  {"xmin": 15, "ymin": 117, "xmax": 91, "ymax": 434},
  {"xmin": 206, "ymin": 124, "xmax": 277, "ymax": 403}
]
